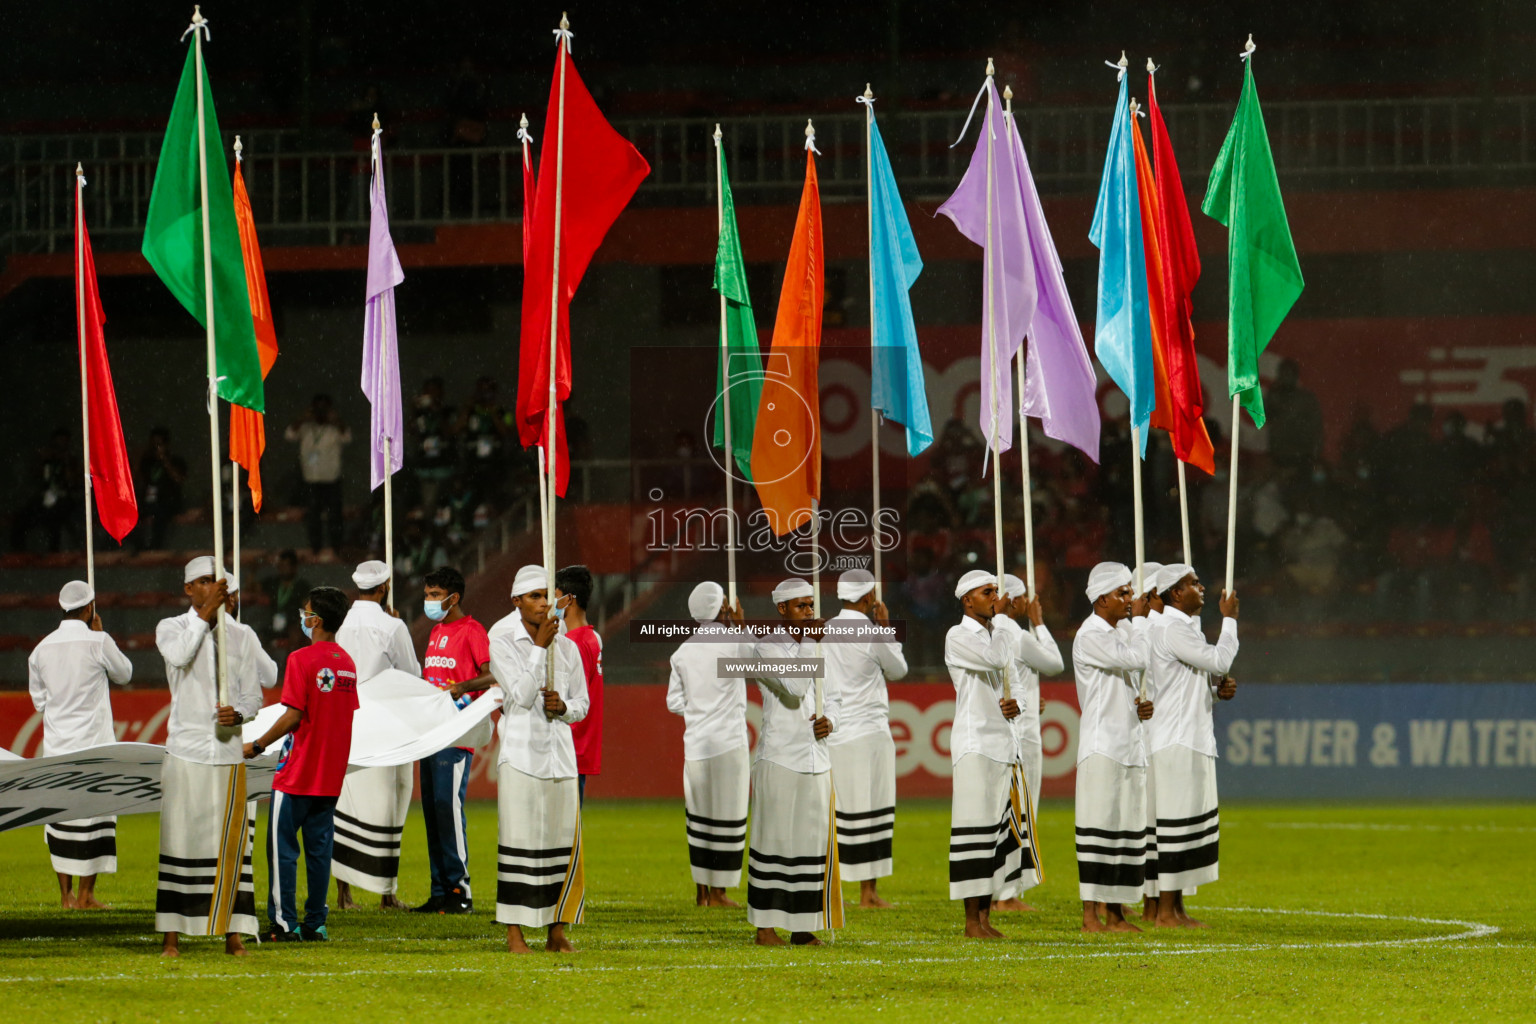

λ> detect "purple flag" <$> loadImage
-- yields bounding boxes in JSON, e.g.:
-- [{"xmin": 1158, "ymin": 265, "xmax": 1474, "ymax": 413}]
[
  {"xmin": 1006, "ymin": 110, "xmax": 1102, "ymax": 463},
  {"xmin": 362, "ymin": 132, "xmax": 405, "ymax": 491},
  {"xmin": 936, "ymin": 78, "xmax": 1032, "ymax": 461}
]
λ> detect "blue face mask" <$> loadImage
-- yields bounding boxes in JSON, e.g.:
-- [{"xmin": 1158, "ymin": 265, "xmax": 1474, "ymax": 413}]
[
  {"xmin": 423, "ymin": 599, "xmax": 448, "ymax": 621},
  {"xmin": 300, "ymin": 613, "xmax": 315, "ymax": 640}
]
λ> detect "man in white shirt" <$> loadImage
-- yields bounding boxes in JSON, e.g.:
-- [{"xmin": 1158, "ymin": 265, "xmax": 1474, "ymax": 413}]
[
  {"xmin": 747, "ymin": 578, "xmax": 842, "ymax": 947},
  {"xmin": 665, "ymin": 581, "xmax": 751, "ymax": 908},
  {"xmin": 332, "ymin": 560, "xmax": 423, "ymax": 910},
  {"xmin": 1146, "ymin": 563, "xmax": 1239, "ymax": 928},
  {"xmin": 486, "ymin": 564, "xmax": 590, "ymax": 954},
  {"xmin": 1072, "ymin": 561, "xmax": 1154, "ymax": 934},
  {"xmin": 988, "ymin": 573, "xmax": 1064, "ymax": 914},
  {"xmin": 28, "ymin": 580, "xmax": 133, "ymax": 909},
  {"xmin": 824, "ymin": 568, "xmax": 907, "ymax": 909},
  {"xmin": 945, "ymin": 570, "xmax": 1035, "ymax": 939},
  {"xmin": 155, "ymin": 557, "xmax": 266, "ymax": 957}
]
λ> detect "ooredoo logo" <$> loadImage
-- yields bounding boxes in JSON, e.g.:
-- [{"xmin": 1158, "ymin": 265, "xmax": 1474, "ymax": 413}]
[{"xmin": 424, "ymin": 655, "xmax": 458, "ymax": 670}]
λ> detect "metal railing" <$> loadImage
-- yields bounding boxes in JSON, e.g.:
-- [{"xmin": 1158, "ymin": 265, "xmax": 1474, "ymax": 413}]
[{"xmin": 6, "ymin": 95, "xmax": 1535, "ymax": 254}]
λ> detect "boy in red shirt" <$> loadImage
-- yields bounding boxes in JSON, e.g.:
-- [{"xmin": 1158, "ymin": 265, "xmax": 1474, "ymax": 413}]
[
  {"xmin": 556, "ymin": 565, "xmax": 603, "ymax": 803},
  {"xmin": 243, "ymin": 587, "xmax": 358, "ymax": 942},
  {"xmin": 416, "ymin": 566, "xmax": 494, "ymax": 913}
]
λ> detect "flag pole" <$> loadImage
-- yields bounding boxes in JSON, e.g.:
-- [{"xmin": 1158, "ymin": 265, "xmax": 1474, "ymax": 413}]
[
  {"xmin": 75, "ymin": 165, "xmax": 95, "ymax": 592},
  {"xmin": 544, "ymin": 12, "xmax": 572, "ymax": 690},
  {"xmin": 1003, "ymin": 85, "xmax": 1036, "ymax": 600},
  {"xmin": 1177, "ymin": 460, "xmax": 1192, "ymax": 565},
  {"xmin": 806, "ymin": 118, "xmax": 826, "ymax": 719},
  {"xmin": 979, "ymin": 60, "xmax": 1011, "ymax": 702},
  {"xmin": 189, "ymin": 6, "xmax": 230, "ymax": 704},
  {"xmin": 713, "ymin": 124, "xmax": 739, "ymax": 610},
  {"xmin": 1225, "ymin": 395, "xmax": 1240, "ymax": 590},
  {"xmin": 371, "ymin": 116, "xmax": 396, "ymax": 612},
  {"xmin": 229, "ymin": 137, "xmax": 243, "ymax": 619},
  {"xmin": 862, "ymin": 86, "xmax": 884, "ymax": 605}
]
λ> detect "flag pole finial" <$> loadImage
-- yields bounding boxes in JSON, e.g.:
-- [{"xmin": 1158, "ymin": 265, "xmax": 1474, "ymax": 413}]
[
  {"xmin": 233, "ymin": 135, "xmax": 242, "ymax": 163},
  {"xmin": 560, "ymin": 11, "xmax": 569, "ymax": 30},
  {"xmin": 1118, "ymin": 51, "xmax": 1128, "ymax": 69},
  {"xmin": 1003, "ymin": 84, "xmax": 1014, "ymax": 102},
  {"xmin": 985, "ymin": 57, "xmax": 995, "ymax": 78},
  {"xmin": 75, "ymin": 162, "xmax": 84, "ymax": 178},
  {"xmin": 864, "ymin": 83, "xmax": 874, "ymax": 100},
  {"xmin": 1146, "ymin": 57, "xmax": 1157, "ymax": 73},
  {"xmin": 713, "ymin": 122, "xmax": 722, "ymax": 142},
  {"xmin": 520, "ymin": 112, "xmax": 529, "ymax": 130},
  {"xmin": 1242, "ymin": 34, "xmax": 1256, "ymax": 60},
  {"xmin": 372, "ymin": 112, "xmax": 380, "ymax": 133}
]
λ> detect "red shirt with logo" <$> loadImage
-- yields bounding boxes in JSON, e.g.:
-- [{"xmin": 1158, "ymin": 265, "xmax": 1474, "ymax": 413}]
[
  {"xmin": 566, "ymin": 625, "xmax": 603, "ymax": 775},
  {"xmin": 424, "ymin": 615, "xmax": 491, "ymax": 752},
  {"xmin": 275, "ymin": 641, "xmax": 359, "ymax": 797}
]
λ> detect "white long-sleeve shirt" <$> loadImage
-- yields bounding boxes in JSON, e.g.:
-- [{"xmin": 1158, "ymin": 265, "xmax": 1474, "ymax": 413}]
[
  {"xmin": 1072, "ymin": 613, "xmax": 1152, "ymax": 768},
  {"xmin": 944, "ymin": 615, "xmax": 1017, "ymax": 765},
  {"xmin": 992, "ymin": 614, "xmax": 1063, "ymax": 742},
  {"xmin": 752, "ymin": 629, "xmax": 841, "ymax": 774},
  {"xmin": 823, "ymin": 609, "xmax": 907, "ymax": 747},
  {"xmin": 665, "ymin": 622, "xmax": 752, "ymax": 761},
  {"xmin": 487, "ymin": 615, "xmax": 589, "ymax": 780},
  {"xmin": 28, "ymin": 620, "xmax": 133, "ymax": 756},
  {"xmin": 1149, "ymin": 607, "xmax": 1238, "ymax": 757},
  {"xmin": 228, "ymin": 618, "xmax": 279, "ymax": 690},
  {"xmin": 155, "ymin": 609, "xmax": 266, "ymax": 765},
  {"xmin": 336, "ymin": 599, "xmax": 423, "ymax": 682}
]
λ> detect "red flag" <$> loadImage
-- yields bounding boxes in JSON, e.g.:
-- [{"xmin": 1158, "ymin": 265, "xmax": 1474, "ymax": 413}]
[
  {"xmin": 1130, "ymin": 114, "xmax": 1178, "ymax": 437},
  {"xmin": 517, "ymin": 46, "xmax": 650, "ymax": 498},
  {"xmin": 75, "ymin": 182, "xmax": 138, "ymax": 542},
  {"xmin": 229, "ymin": 160, "xmax": 280, "ymax": 510},
  {"xmin": 1147, "ymin": 80, "xmax": 1215, "ymax": 474},
  {"xmin": 750, "ymin": 149, "xmax": 824, "ymax": 536}
]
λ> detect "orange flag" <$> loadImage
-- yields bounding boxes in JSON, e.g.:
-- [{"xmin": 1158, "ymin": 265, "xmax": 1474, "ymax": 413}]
[
  {"xmin": 1132, "ymin": 111, "xmax": 1214, "ymax": 473},
  {"xmin": 750, "ymin": 145, "xmax": 823, "ymax": 536},
  {"xmin": 230, "ymin": 158, "xmax": 279, "ymax": 510}
]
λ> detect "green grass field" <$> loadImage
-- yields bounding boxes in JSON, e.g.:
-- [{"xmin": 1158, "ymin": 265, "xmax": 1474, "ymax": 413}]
[{"xmin": 0, "ymin": 800, "xmax": 1532, "ymax": 1022}]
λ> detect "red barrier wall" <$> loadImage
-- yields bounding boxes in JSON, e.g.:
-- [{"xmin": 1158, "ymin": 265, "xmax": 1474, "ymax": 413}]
[{"xmin": 0, "ymin": 682, "xmax": 1084, "ymax": 800}]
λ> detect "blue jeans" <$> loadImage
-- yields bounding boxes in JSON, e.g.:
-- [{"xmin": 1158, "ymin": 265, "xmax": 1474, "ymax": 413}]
[
  {"xmin": 267, "ymin": 791, "xmax": 337, "ymax": 935},
  {"xmin": 420, "ymin": 748, "xmax": 473, "ymax": 899}
]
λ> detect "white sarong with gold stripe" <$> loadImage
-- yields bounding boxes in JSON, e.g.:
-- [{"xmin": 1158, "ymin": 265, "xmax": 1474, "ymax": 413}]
[
  {"xmin": 494, "ymin": 764, "xmax": 585, "ymax": 928},
  {"xmin": 746, "ymin": 759, "xmax": 843, "ymax": 933},
  {"xmin": 154, "ymin": 753, "xmax": 257, "ymax": 936}
]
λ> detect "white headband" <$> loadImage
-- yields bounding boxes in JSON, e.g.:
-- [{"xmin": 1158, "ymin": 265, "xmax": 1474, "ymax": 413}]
[
  {"xmin": 183, "ymin": 555, "xmax": 218, "ymax": 584},
  {"xmin": 353, "ymin": 560, "xmax": 390, "ymax": 589},
  {"xmin": 954, "ymin": 569, "xmax": 996, "ymax": 600},
  {"xmin": 689, "ymin": 581, "xmax": 725, "ymax": 623},
  {"xmin": 771, "ymin": 578, "xmax": 813, "ymax": 604},
  {"xmin": 1136, "ymin": 563, "xmax": 1164, "ymax": 591},
  {"xmin": 59, "ymin": 580, "xmax": 94, "ymax": 612},
  {"xmin": 1002, "ymin": 573, "xmax": 1026, "ymax": 599},
  {"xmin": 1086, "ymin": 562, "xmax": 1133, "ymax": 602},
  {"xmin": 1156, "ymin": 563, "xmax": 1195, "ymax": 595},
  {"xmin": 836, "ymin": 569, "xmax": 876, "ymax": 603},
  {"xmin": 511, "ymin": 564, "xmax": 552, "ymax": 597}
]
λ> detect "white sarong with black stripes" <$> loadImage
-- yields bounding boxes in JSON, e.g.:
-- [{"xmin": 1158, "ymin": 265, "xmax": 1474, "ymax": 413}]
[
  {"xmin": 948, "ymin": 753, "xmax": 1038, "ymax": 901},
  {"xmin": 1075, "ymin": 753, "xmax": 1149, "ymax": 904},
  {"xmin": 494, "ymin": 764, "xmax": 585, "ymax": 928},
  {"xmin": 154, "ymin": 754, "xmax": 258, "ymax": 936},
  {"xmin": 683, "ymin": 746, "xmax": 749, "ymax": 888},
  {"xmin": 746, "ymin": 759, "xmax": 842, "ymax": 933},
  {"xmin": 45, "ymin": 816, "xmax": 117, "ymax": 876},
  {"xmin": 829, "ymin": 731, "xmax": 895, "ymax": 882},
  {"xmin": 1142, "ymin": 753, "xmax": 1161, "ymax": 899},
  {"xmin": 1150, "ymin": 744, "xmax": 1219, "ymax": 891},
  {"xmin": 331, "ymin": 764, "xmax": 413, "ymax": 895}
]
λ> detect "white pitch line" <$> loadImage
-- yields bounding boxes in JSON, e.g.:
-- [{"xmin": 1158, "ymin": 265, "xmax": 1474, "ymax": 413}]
[
  {"xmin": 0, "ymin": 906, "xmax": 1506, "ymax": 983},
  {"xmin": 1262, "ymin": 821, "xmax": 1536, "ymax": 834}
]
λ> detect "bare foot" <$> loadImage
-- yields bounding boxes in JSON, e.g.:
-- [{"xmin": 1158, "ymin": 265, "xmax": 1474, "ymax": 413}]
[
  {"xmin": 1081, "ymin": 918, "xmax": 1110, "ymax": 933},
  {"xmin": 964, "ymin": 920, "xmax": 992, "ymax": 938},
  {"xmin": 225, "ymin": 935, "xmax": 247, "ymax": 956},
  {"xmin": 1142, "ymin": 897, "xmax": 1159, "ymax": 922},
  {"xmin": 755, "ymin": 928, "xmax": 786, "ymax": 946},
  {"xmin": 336, "ymin": 881, "xmax": 360, "ymax": 911},
  {"xmin": 706, "ymin": 890, "xmax": 741, "ymax": 909},
  {"xmin": 161, "ymin": 933, "xmax": 180, "ymax": 958},
  {"xmin": 991, "ymin": 898, "xmax": 1034, "ymax": 912},
  {"xmin": 506, "ymin": 926, "xmax": 534, "ymax": 954},
  {"xmin": 1153, "ymin": 913, "xmax": 1183, "ymax": 928},
  {"xmin": 695, "ymin": 884, "xmax": 710, "ymax": 907},
  {"xmin": 545, "ymin": 927, "xmax": 575, "ymax": 953},
  {"xmin": 1106, "ymin": 917, "xmax": 1143, "ymax": 933},
  {"xmin": 75, "ymin": 895, "xmax": 111, "ymax": 911},
  {"xmin": 858, "ymin": 893, "xmax": 894, "ymax": 909},
  {"xmin": 380, "ymin": 894, "xmax": 408, "ymax": 911},
  {"xmin": 60, "ymin": 894, "xmax": 77, "ymax": 911},
  {"xmin": 980, "ymin": 918, "xmax": 1006, "ymax": 939},
  {"xmin": 789, "ymin": 932, "xmax": 824, "ymax": 946},
  {"xmin": 1179, "ymin": 915, "xmax": 1209, "ymax": 929}
]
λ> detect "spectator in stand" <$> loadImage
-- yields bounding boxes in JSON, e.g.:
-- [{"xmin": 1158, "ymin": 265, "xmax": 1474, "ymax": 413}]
[
  {"xmin": 11, "ymin": 428, "xmax": 79, "ymax": 554},
  {"xmin": 1380, "ymin": 403, "xmax": 1438, "ymax": 528},
  {"xmin": 260, "ymin": 549, "xmax": 312, "ymax": 646},
  {"xmin": 131, "ymin": 427, "xmax": 187, "ymax": 553},
  {"xmin": 285, "ymin": 394, "xmax": 352, "ymax": 562},
  {"xmin": 1485, "ymin": 398, "xmax": 1534, "ymax": 577},
  {"xmin": 412, "ymin": 377, "xmax": 458, "ymax": 520},
  {"xmin": 555, "ymin": 565, "xmax": 603, "ymax": 803},
  {"xmin": 457, "ymin": 377, "xmax": 512, "ymax": 507},
  {"xmin": 1264, "ymin": 359, "xmax": 1323, "ymax": 473}
]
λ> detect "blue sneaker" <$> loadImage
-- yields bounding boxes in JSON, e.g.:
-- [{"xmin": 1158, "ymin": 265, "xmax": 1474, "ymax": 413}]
[{"xmin": 300, "ymin": 925, "xmax": 329, "ymax": 942}]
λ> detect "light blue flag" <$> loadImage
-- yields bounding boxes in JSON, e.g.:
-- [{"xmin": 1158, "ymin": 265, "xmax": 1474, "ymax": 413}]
[
  {"xmin": 868, "ymin": 115, "xmax": 933, "ymax": 456},
  {"xmin": 1088, "ymin": 72, "xmax": 1153, "ymax": 456}
]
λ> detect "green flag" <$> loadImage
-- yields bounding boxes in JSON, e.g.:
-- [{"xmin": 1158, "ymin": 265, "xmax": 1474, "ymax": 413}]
[
  {"xmin": 142, "ymin": 46, "xmax": 264, "ymax": 413},
  {"xmin": 1200, "ymin": 59, "xmax": 1302, "ymax": 429},
  {"xmin": 712, "ymin": 148, "xmax": 764, "ymax": 480}
]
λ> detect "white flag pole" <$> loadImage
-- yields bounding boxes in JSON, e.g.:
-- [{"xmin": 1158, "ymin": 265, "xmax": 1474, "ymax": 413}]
[
  {"xmin": 977, "ymin": 61, "xmax": 1012, "ymax": 702},
  {"xmin": 862, "ymin": 86, "xmax": 884, "ymax": 605},
  {"xmin": 713, "ymin": 124, "xmax": 740, "ymax": 611},
  {"xmin": 370, "ymin": 116, "xmax": 395, "ymax": 612},
  {"xmin": 229, "ymin": 138, "xmax": 243, "ymax": 620},
  {"xmin": 1225, "ymin": 395, "xmax": 1240, "ymax": 591},
  {"xmin": 544, "ymin": 13, "xmax": 572, "ymax": 691},
  {"xmin": 75, "ymin": 165, "xmax": 95, "ymax": 592},
  {"xmin": 1003, "ymin": 86, "xmax": 1036, "ymax": 601},
  {"xmin": 189, "ymin": 6, "xmax": 230, "ymax": 704}
]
